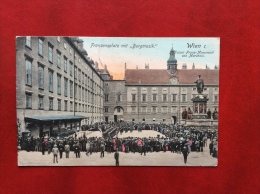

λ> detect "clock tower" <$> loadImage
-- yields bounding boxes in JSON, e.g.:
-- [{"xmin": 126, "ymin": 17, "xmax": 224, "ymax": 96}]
[{"xmin": 167, "ymin": 47, "xmax": 178, "ymax": 74}]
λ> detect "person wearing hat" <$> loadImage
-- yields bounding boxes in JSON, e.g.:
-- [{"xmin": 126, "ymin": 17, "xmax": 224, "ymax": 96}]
[
  {"xmin": 52, "ymin": 144, "xmax": 59, "ymax": 163},
  {"xmin": 114, "ymin": 148, "xmax": 119, "ymax": 166}
]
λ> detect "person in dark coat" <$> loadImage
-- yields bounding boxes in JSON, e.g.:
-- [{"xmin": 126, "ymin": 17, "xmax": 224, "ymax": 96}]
[
  {"xmin": 199, "ymin": 140, "xmax": 204, "ymax": 152},
  {"xmin": 209, "ymin": 141, "xmax": 213, "ymax": 155},
  {"xmin": 41, "ymin": 141, "xmax": 45, "ymax": 155},
  {"xmin": 58, "ymin": 143, "xmax": 64, "ymax": 159},
  {"xmin": 207, "ymin": 109, "xmax": 212, "ymax": 119},
  {"xmin": 114, "ymin": 148, "xmax": 119, "ymax": 166},
  {"xmin": 74, "ymin": 143, "xmax": 80, "ymax": 158},
  {"xmin": 182, "ymin": 146, "xmax": 188, "ymax": 164}
]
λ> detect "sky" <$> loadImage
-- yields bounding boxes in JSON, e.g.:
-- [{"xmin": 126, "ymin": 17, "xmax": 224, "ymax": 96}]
[{"xmin": 80, "ymin": 37, "xmax": 220, "ymax": 80}]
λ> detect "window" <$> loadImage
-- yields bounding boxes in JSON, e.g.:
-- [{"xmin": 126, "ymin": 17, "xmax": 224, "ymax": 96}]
[
  {"xmin": 79, "ymin": 104, "xmax": 81, "ymax": 112},
  {"xmin": 75, "ymin": 84, "xmax": 77, "ymax": 99},
  {"xmin": 48, "ymin": 44, "xmax": 53, "ymax": 63},
  {"xmin": 82, "ymin": 72, "xmax": 84, "ymax": 84},
  {"xmin": 70, "ymin": 101, "xmax": 73, "ymax": 112},
  {"xmin": 105, "ymin": 82, "xmax": 109, "ymax": 86},
  {"xmin": 78, "ymin": 69, "xmax": 81, "ymax": 82},
  {"xmin": 104, "ymin": 107, "xmax": 109, "ymax": 112},
  {"xmin": 70, "ymin": 62, "xmax": 73, "ymax": 76},
  {"xmin": 132, "ymin": 94, "xmax": 136, "ymax": 102},
  {"xmin": 64, "ymin": 100, "xmax": 68, "ymax": 111},
  {"xmin": 26, "ymin": 59, "xmax": 32, "ymax": 86},
  {"xmin": 75, "ymin": 102, "xmax": 77, "ymax": 112},
  {"xmin": 58, "ymin": 99, "xmax": 61, "ymax": 111},
  {"xmin": 172, "ymin": 94, "xmax": 177, "ymax": 102},
  {"xmin": 182, "ymin": 94, "xmax": 186, "ymax": 102},
  {"xmin": 74, "ymin": 66, "xmax": 77, "ymax": 79},
  {"xmin": 26, "ymin": 93, "xmax": 32, "ymax": 109},
  {"xmin": 131, "ymin": 106, "xmax": 136, "ymax": 112},
  {"xmin": 57, "ymin": 74, "xmax": 61, "ymax": 95},
  {"xmin": 26, "ymin": 36, "xmax": 31, "ymax": 48},
  {"xmin": 117, "ymin": 94, "xmax": 121, "ymax": 102},
  {"xmin": 152, "ymin": 94, "xmax": 157, "ymax": 101},
  {"xmin": 57, "ymin": 51, "xmax": 61, "ymax": 68},
  {"xmin": 69, "ymin": 48, "xmax": 72, "ymax": 55},
  {"xmin": 171, "ymin": 106, "xmax": 177, "ymax": 113},
  {"xmin": 193, "ymin": 88, "xmax": 197, "ymax": 91},
  {"xmin": 162, "ymin": 106, "xmax": 167, "ymax": 113},
  {"xmin": 64, "ymin": 42, "xmax": 67, "ymax": 49},
  {"xmin": 152, "ymin": 106, "xmax": 157, "ymax": 112},
  {"xmin": 64, "ymin": 78, "xmax": 68, "ymax": 97},
  {"xmin": 117, "ymin": 107, "xmax": 120, "ymax": 113},
  {"xmin": 141, "ymin": 106, "xmax": 146, "ymax": 113},
  {"xmin": 38, "ymin": 96, "xmax": 44, "ymax": 109},
  {"xmin": 105, "ymin": 94, "xmax": 109, "ymax": 102},
  {"xmin": 38, "ymin": 38, "xmax": 43, "ymax": 56},
  {"xmin": 142, "ymin": 94, "xmax": 146, "ymax": 102},
  {"xmin": 57, "ymin": 37, "xmax": 60, "ymax": 42},
  {"xmin": 38, "ymin": 65, "xmax": 44, "ymax": 89},
  {"xmin": 79, "ymin": 86, "xmax": 81, "ymax": 101},
  {"xmin": 204, "ymin": 88, "xmax": 208, "ymax": 90},
  {"xmin": 49, "ymin": 98, "xmax": 53, "ymax": 110},
  {"xmin": 48, "ymin": 70, "xmax": 53, "ymax": 92},
  {"xmin": 214, "ymin": 95, "xmax": 218, "ymax": 102},
  {"xmin": 163, "ymin": 94, "xmax": 167, "ymax": 102}
]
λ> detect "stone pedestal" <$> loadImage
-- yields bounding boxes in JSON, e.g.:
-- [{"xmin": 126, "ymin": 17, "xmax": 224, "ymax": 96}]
[{"xmin": 191, "ymin": 94, "xmax": 208, "ymax": 118}]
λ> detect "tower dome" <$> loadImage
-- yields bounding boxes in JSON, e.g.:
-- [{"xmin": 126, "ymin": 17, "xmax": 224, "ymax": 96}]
[{"xmin": 167, "ymin": 47, "xmax": 178, "ymax": 74}]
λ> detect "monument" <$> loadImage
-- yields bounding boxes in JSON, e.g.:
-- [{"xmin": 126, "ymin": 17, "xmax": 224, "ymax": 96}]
[
  {"xmin": 192, "ymin": 75, "xmax": 208, "ymax": 119},
  {"xmin": 184, "ymin": 75, "xmax": 214, "ymax": 127}
]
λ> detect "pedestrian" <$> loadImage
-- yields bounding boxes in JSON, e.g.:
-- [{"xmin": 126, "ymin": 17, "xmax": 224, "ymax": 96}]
[
  {"xmin": 58, "ymin": 143, "xmax": 64, "ymax": 159},
  {"xmin": 41, "ymin": 141, "xmax": 45, "ymax": 155},
  {"xmin": 209, "ymin": 141, "xmax": 213, "ymax": 155},
  {"xmin": 86, "ymin": 141, "xmax": 90, "ymax": 156},
  {"xmin": 114, "ymin": 148, "xmax": 119, "ymax": 166},
  {"xmin": 48, "ymin": 141, "xmax": 52, "ymax": 154},
  {"xmin": 64, "ymin": 143, "xmax": 70, "ymax": 158},
  {"xmin": 182, "ymin": 146, "xmax": 188, "ymax": 164},
  {"xmin": 52, "ymin": 144, "xmax": 59, "ymax": 163},
  {"xmin": 74, "ymin": 142, "xmax": 80, "ymax": 158},
  {"xmin": 100, "ymin": 141, "xmax": 105, "ymax": 158}
]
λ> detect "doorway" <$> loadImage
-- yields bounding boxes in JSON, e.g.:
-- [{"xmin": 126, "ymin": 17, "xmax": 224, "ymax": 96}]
[
  {"xmin": 114, "ymin": 115, "xmax": 117, "ymax": 123},
  {"xmin": 172, "ymin": 116, "xmax": 177, "ymax": 125}
]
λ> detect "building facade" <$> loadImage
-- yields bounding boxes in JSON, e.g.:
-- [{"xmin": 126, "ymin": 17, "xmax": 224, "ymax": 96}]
[
  {"xmin": 103, "ymin": 48, "xmax": 219, "ymax": 124},
  {"xmin": 16, "ymin": 36, "xmax": 104, "ymax": 137}
]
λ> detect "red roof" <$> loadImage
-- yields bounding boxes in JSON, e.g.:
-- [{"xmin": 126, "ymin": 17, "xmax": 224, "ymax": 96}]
[{"xmin": 125, "ymin": 69, "xmax": 219, "ymax": 85}]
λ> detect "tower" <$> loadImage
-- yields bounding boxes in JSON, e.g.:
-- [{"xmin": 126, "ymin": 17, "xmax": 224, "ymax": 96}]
[{"xmin": 167, "ymin": 47, "xmax": 178, "ymax": 74}]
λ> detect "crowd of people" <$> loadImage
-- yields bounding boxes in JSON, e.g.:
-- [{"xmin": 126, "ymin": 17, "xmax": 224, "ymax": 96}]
[
  {"xmin": 182, "ymin": 108, "xmax": 218, "ymax": 120},
  {"xmin": 18, "ymin": 122, "xmax": 218, "ymax": 165}
]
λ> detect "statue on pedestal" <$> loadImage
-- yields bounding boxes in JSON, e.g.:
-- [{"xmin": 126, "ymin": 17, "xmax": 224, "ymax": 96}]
[{"xmin": 194, "ymin": 75, "xmax": 204, "ymax": 94}]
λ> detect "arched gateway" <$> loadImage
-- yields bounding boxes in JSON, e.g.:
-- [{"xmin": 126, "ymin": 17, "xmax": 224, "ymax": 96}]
[{"xmin": 113, "ymin": 106, "xmax": 124, "ymax": 123}]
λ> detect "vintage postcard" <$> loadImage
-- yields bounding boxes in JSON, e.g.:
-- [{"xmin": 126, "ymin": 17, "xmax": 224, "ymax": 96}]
[{"xmin": 17, "ymin": 37, "xmax": 219, "ymax": 166}]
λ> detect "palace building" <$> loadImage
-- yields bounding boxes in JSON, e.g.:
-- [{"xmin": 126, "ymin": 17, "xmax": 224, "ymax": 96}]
[
  {"xmin": 16, "ymin": 36, "xmax": 104, "ymax": 137},
  {"xmin": 103, "ymin": 48, "xmax": 219, "ymax": 124}
]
